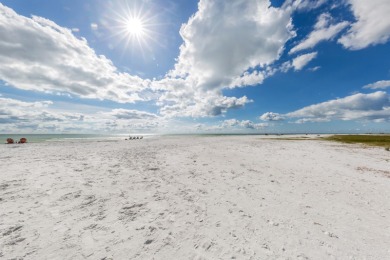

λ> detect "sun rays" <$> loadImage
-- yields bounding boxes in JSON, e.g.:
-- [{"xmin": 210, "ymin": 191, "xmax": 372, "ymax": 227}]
[
  {"xmin": 125, "ymin": 17, "xmax": 145, "ymax": 36},
  {"xmin": 108, "ymin": 2, "xmax": 159, "ymax": 55}
]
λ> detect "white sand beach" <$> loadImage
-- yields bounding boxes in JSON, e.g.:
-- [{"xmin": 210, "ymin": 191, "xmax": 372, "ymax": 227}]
[{"xmin": 1, "ymin": 135, "xmax": 389, "ymax": 259}]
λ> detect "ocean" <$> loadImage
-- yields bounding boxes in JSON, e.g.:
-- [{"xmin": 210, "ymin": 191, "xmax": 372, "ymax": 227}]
[{"xmin": 0, "ymin": 134, "xmax": 152, "ymax": 143}]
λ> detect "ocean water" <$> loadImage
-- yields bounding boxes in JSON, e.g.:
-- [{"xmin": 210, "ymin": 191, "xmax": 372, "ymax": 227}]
[{"xmin": 0, "ymin": 134, "xmax": 153, "ymax": 143}]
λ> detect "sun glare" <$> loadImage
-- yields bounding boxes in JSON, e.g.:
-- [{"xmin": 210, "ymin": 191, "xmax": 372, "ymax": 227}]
[
  {"xmin": 108, "ymin": 2, "xmax": 160, "ymax": 54},
  {"xmin": 126, "ymin": 17, "xmax": 144, "ymax": 36},
  {"xmin": 118, "ymin": 11, "xmax": 152, "ymax": 50}
]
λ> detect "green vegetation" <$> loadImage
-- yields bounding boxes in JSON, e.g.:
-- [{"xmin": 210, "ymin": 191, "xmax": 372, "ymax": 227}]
[
  {"xmin": 263, "ymin": 134, "xmax": 390, "ymax": 150},
  {"xmin": 323, "ymin": 135, "xmax": 390, "ymax": 149}
]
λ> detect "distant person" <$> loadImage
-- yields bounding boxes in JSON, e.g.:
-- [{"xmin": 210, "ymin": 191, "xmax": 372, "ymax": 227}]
[{"xmin": 6, "ymin": 138, "xmax": 14, "ymax": 144}]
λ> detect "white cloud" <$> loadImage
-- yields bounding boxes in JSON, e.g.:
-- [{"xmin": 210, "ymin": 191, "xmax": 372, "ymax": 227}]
[
  {"xmin": 229, "ymin": 71, "xmax": 266, "ymax": 89},
  {"xmin": 221, "ymin": 119, "xmax": 240, "ymax": 127},
  {"xmin": 0, "ymin": 2, "xmax": 299, "ymax": 118},
  {"xmin": 157, "ymin": 0, "xmax": 295, "ymax": 117},
  {"xmin": 229, "ymin": 66, "xmax": 278, "ymax": 89},
  {"xmin": 158, "ymin": 89, "xmax": 252, "ymax": 118},
  {"xmin": 0, "ymin": 3, "xmax": 150, "ymax": 103},
  {"xmin": 283, "ymin": 0, "xmax": 327, "ymax": 11},
  {"xmin": 280, "ymin": 52, "xmax": 318, "ymax": 72},
  {"xmin": 240, "ymin": 120, "xmax": 269, "ymax": 129},
  {"xmin": 71, "ymin": 28, "xmax": 80, "ymax": 32},
  {"xmin": 286, "ymin": 91, "xmax": 390, "ymax": 122},
  {"xmin": 292, "ymin": 52, "xmax": 318, "ymax": 71},
  {"xmin": 104, "ymin": 109, "xmax": 159, "ymax": 120},
  {"xmin": 192, "ymin": 119, "xmax": 269, "ymax": 132},
  {"xmin": 260, "ymin": 92, "xmax": 390, "ymax": 124},
  {"xmin": 170, "ymin": 0, "xmax": 294, "ymax": 89},
  {"xmin": 289, "ymin": 13, "xmax": 349, "ymax": 54},
  {"xmin": 363, "ymin": 80, "xmax": 390, "ymax": 90},
  {"xmin": 338, "ymin": 0, "xmax": 390, "ymax": 49},
  {"xmin": 90, "ymin": 23, "xmax": 98, "ymax": 30},
  {"xmin": 314, "ymin": 12, "xmax": 332, "ymax": 29},
  {"xmin": 0, "ymin": 97, "xmax": 83, "ymax": 126},
  {"xmin": 308, "ymin": 66, "xmax": 321, "ymax": 72},
  {"xmin": 96, "ymin": 108, "xmax": 164, "ymax": 133},
  {"xmin": 0, "ymin": 97, "xmax": 164, "ymax": 133},
  {"xmin": 294, "ymin": 117, "xmax": 332, "ymax": 124},
  {"xmin": 260, "ymin": 112, "xmax": 285, "ymax": 121},
  {"xmin": 221, "ymin": 119, "xmax": 269, "ymax": 130}
]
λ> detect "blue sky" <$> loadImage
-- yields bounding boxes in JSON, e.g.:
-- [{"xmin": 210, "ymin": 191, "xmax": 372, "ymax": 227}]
[{"xmin": 0, "ymin": 0, "xmax": 389, "ymax": 134}]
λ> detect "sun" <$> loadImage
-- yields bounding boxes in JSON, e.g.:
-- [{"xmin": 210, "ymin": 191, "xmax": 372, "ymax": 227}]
[
  {"xmin": 118, "ymin": 12, "xmax": 152, "ymax": 49},
  {"xmin": 107, "ymin": 2, "xmax": 160, "ymax": 53},
  {"xmin": 125, "ymin": 17, "xmax": 145, "ymax": 36}
]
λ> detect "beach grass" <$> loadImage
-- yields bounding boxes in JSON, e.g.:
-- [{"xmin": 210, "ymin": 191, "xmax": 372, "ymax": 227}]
[{"xmin": 323, "ymin": 135, "xmax": 390, "ymax": 148}]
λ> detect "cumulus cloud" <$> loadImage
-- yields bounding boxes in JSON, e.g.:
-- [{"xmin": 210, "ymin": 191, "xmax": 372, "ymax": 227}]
[
  {"xmin": 170, "ymin": 0, "xmax": 294, "ymax": 89},
  {"xmin": 221, "ymin": 119, "xmax": 240, "ymax": 127},
  {"xmin": 89, "ymin": 108, "xmax": 163, "ymax": 133},
  {"xmin": 240, "ymin": 120, "xmax": 269, "ymax": 129},
  {"xmin": 221, "ymin": 119, "xmax": 268, "ymax": 130},
  {"xmin": 294, "ymin": 117, "xmax": 332, "ymax": 124},
  {"xmin": 193, "ymin": 119, "xmax": 268, "ymax": 132},
  {"xmin": 158, "ymin": 92, "xmax": 251, "ymax": 118},
  {"xmin": 339, "ymin": 0, "xmax": 390, "ymax": 49},
  {"xmin": 292, "ymin": 52, "xmax": 318, "ymax": 71},
  {"xmin": 0, "ymin": 97, "xmax": 163, "ymax": 133},
  {"xmin": 280, "ymin": 52, "xmax": 318, "ymax": 72},
  {"xmin": 98, "ymin": 108, "xmax": 164, "ymax": 133},
  {"xmin": 106, "ymin": 109, "xmax": 159, "ymax": 120},
  {"xmin": 156, "ymin": 0, "xmax": 295, "ymax": 117},
  {"xmin": 230, "ymin": 71, "xmax": 266, "ymax": 89},
  {"xmin": 289, "ymin": 13, "xmax": 349, "ymax": 54},
  {"xmin": 0, "ymin": 97, "xmax": 82, "ymax": 126},
  {"xmin": 0, "ymin": 3, "xmax": 150, "ymax": 103},
  {"xmin": 260, "ymin": 112, "xmax": 285, "ymax": 121},
  {"xmin": 286, "ymin": 91, "xmax": 390, "ymax": 122},
  {"xmin": 363, "ymin": 80, "xmax": 390, "ymax": 90},
  {"xmin": 0, "ymin": 1, "xmax": 298, "ymax": 118},
  {"xmin": 283, "ymin": 0, "xmax": 327, "ymax": 11},
  {"xmin": 8, "ymin": 0, "xmax": 389, "ymax": 125}
]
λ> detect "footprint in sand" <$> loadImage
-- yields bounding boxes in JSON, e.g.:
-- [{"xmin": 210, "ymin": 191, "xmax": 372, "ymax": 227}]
[
  {"xmin": 80, "ymin": 195, "xmax": 97, "ymax": 207},
  {"xmin": 118, "ymin": 203, "xmax": 148, "ymax": 222}
]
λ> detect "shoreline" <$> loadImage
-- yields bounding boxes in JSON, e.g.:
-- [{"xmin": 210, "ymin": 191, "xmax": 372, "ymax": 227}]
[{"xmin": 0, "ymin": 133, "xmax": 390, "ymax": 144}]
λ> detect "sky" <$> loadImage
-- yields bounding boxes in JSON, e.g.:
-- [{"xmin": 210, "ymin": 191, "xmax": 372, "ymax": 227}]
[{"xmin": 0, "ymin": 0, "xmax": 390, "ymax": 134}]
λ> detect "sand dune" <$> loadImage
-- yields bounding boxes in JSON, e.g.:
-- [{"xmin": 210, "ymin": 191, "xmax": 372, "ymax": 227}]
[{"xmin": 1, "ymin": 136, "xmax": 389, "ymax": 259}]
